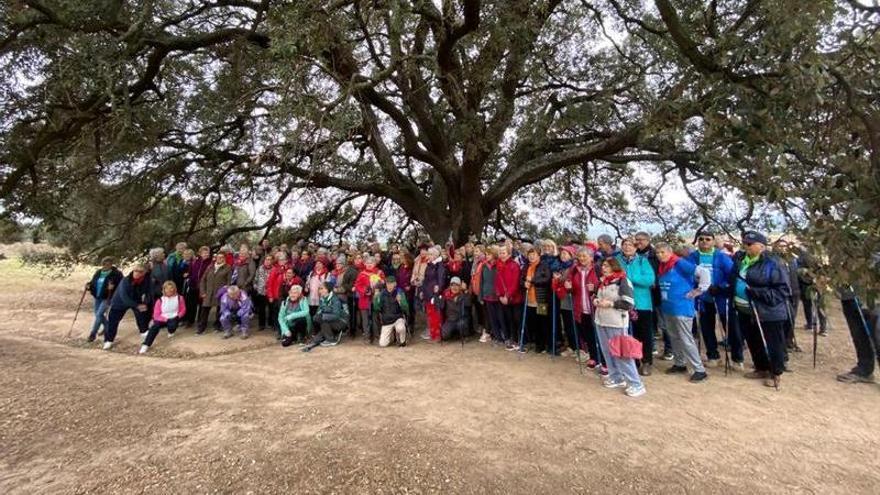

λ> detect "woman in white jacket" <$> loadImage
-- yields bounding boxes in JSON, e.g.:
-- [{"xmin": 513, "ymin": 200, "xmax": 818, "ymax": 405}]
[{"xmin": 593, "ymin": 258, "xmax": 645, "ymax": 397}]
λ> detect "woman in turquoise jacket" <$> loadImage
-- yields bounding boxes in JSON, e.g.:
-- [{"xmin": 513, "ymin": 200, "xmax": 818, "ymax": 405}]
[
  {"xmin": 617, "ymin": 238, "xmax": 657, "ymax": 376},
  {"xmin": 278, "ymin": 285, "xmax": 312, "ymax": 347}
]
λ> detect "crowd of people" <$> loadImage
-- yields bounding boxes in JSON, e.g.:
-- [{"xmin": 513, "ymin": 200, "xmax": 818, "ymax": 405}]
[{"xmin": 83, "ymin": 229, "xmax": 880, "ymax": 397}]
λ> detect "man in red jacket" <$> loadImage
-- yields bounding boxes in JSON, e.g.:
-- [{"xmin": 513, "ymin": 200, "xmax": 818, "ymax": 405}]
[{"xmin": 495, "ymin": 245, "xmax": 523, "ymax": 351}]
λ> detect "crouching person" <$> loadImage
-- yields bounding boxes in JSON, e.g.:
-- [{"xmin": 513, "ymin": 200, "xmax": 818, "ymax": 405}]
[
  {"xmin": 103, "ymin": 263, "xmax": 153, "ymax": 350},
  {"xmin": 279, "ymin": 285, "xmax": 311, "ymax": 347},
  {"xmin": 140, "ymin": 281, "xmax": 186, "ymax": 354},
  {"xmin": 302, "ymin": 283, "xmax": 348, "ymax": 352},
  {"xmin": 373, "ymin": 276, "xmax": 409, "ymax": 347},
  {"xmin": 219, "ymin": 285, "xmax": 253, "ymax": 339},
  {"xmin": 439, "ymin": 277, "xmax": 471, "ymax": 341}
]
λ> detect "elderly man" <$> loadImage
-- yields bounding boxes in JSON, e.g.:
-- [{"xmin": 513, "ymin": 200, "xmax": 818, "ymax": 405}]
[
  {"xmin": 729, "ymin": 231, "xmax": 791, "ymax": 389},
  {"xmin": 148, "ymin": 247, "xmax": 170, "ymax": 299},
  {"xmin": 219, "ymin": 285, "xmax": 253, "ymax": 339},
  {"xmin": 656, "ymin": 242, "xmax": 711, "ymax": 383},
  {"xmin": 103, "ymin": 263, "xmax": 153, "ymax": 350},
  {"xmin": 373, "ymin": 276, "xmax": 409, "ymax": 347},
  {"xmin": 686, "ymin": 229, "xmax": 734, "ymax": 368},
  {"xmin": 439, "ymin": 277, "xmax": 471, "ymax": 341}
]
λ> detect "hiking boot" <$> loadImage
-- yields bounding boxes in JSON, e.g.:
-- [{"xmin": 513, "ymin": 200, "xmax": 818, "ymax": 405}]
[
  {"xmin": 625, "ymin": 384, "xmax": 647, "ymax": 397},
  {"xmin": 744, "ymin": 370, "xmax": 770, "ymax": 380},
  {"xmin": 661, "ymin": 352, "xmax": 674, "ymax": 361},
  {"xmin": 837, "ymin": 372, "xmax": 875, "ymax": 384},
  {"xmin": 639, "ymin": 363, "xmax": 653, "ymax": 376},
  {"xmin": 764, "ymin": 375, "xmax": 781, "ymax": 389},
  {"xmin": 689, "ymin": 371, "xmax": 708, "ymax": 383},
  {"xmin": 818, "ymin": 329, "xmax": 828, "ymax": 337},
  {"xmin": 665, "ymin": 365, "xmax": 688, "ymax": 374},
  {"xmin": 87, "ymin": 335, "xmax": 96, "ymax": 343}
]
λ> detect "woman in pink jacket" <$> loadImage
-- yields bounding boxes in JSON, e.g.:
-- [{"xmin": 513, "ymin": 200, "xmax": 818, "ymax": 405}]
[{"xmin": 140, "ymin": 281, "xmax": 186, "ymax": 354}]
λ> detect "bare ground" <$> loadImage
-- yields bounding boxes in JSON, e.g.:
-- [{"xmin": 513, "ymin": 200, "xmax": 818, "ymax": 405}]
[{"xmin": 0, "ymin": 257, "xmax": 878, "ymax": 494}]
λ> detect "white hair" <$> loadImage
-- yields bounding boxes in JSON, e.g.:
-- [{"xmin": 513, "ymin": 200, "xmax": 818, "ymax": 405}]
[
  {"xmin": 149, "ymin": 247, "xmax": 165, "ymax": 259},
  {"xmin": 290, "ymin": 285, "xmax": 303, "ymax": 294}
]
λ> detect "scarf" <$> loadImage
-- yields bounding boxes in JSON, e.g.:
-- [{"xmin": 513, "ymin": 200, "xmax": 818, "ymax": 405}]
[
  {"xmin": 742, "ymin": 253, "xmax": 760, "ymax": 270},
  {"xmin": 658, "ymin": 254, "xmax": 680, "ymax": 277},
  {"xmin": 132, "ymin": 274, "xmax": 145, "ymax": 285},
  {"xmin": 236, "ymin": 255, "xmax": 250, "ymax": 267},
  {"xmin": 599, "ymin": 271, "xmax": 626, "ymax": 289}
]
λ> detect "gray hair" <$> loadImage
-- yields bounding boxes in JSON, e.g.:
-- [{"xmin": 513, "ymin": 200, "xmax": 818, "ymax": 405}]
[
  {"xmin": 290, "ymin": 285, "xmax": 303, "ymax": 294},
  {"xmin": 576, "ymin": 247, "xmax": 594, "ymax": 258},
  {"xmin": 149, "ymin": 247, "xmax": 165, "ymax": 260},
  {"xmin": 597, "ymin": 234, "xmax": 614, "ymax": 245},
  {"xmin": 654, "ymin": 242, "xmax": 672, "ymax": 252},
  {"xmin": 364, "ymin": 255, "xmax": 376, "ymax": 265},
  {"xmin": 427, "ymin": 247, "xmax": 440, "ymax": 257}
]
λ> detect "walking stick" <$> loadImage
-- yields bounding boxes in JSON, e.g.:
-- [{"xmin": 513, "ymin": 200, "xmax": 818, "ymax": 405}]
[
  {"xmin": 567, "ymin": 295, "xmax": 585, "ymax": 375},
  {"xmin": 812, "ymin": 290, "xmax": 819, "ymax": 369},
  {"xmin": 459, "ymin": 296, "xmax": 466, "ymax": 349},
  {"xmin": 517, "ymin": 298, "xmax": 528, "ymax": 359},
  {"xmin": 750, "ymin": 301, "xmax": 777, "ymax": 391},
  {"xmin": 718, "ymin": 300, "xmax": 730, "ymax": 376},
  {"xmin": 550, "ymin": 293, "xmax": 557, "ymax": 360},
  {"xmin": 67, "ymin": 287, "xmax": 89, "ymax": 338},
  {"xmin": 785, "ymin": 300, "xmax": 800, "ymax": 351}
]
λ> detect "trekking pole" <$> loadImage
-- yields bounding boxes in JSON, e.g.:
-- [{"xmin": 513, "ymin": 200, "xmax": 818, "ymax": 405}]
[
  {"xmin": 719, "ymin": 301, "xmax": 730, "ymax": 376},
  {"xmin": 460, "ymin": 297, "xmax": 466, "ymax": 349},
  {"xmin": 67, "ymin": 287, "xmax": 89, "ymax": 338},
  {"xmin": 785, "ymin": 300, "xmax": 800, "ymax": 352},
  {"xmin": 517, "ymin": 298, "xmax": 528, "ymax": 359},
  {"xmin": 812, "ymin": 290, "xmax": 819, "ymax": 369},
  {"xmin": 750, "ymin": 301, "xmax": 777, "ymax": 391},
  {"xmin": 550, "ymin": 294, "xmax": 557, "ymax": 360},
  {"xmin": 567, "ymin": 295, "xmax": 585, "ymax": 375}
]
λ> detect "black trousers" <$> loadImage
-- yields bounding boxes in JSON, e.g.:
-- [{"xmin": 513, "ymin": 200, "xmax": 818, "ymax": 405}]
[
  {"xmin": 739, "ymin": 310, "xmax": 786, "ymax": 376},
  {"xmin": 575, "ymin": 314, "xmax": 600, "ymax": 363},
  {"xmin": 184, "ymin": 288, "xmax": 199, "ymax": 325},
  {"xmin": 843, "ymin": 300, "xmax": 880, "ymax": 377},
  {"xmin": 105, "ymin": 306, "xmax": 151, "ymax": 342},
  {"xmin": 144, "ymin": 317, "xmax": 179, "ymax": 347},
  {"xmin": 281, "ymin": 318, "xmax": 309, "ymax": 347},
  {"xmin": 500, "ymin": 302, "xmax": 523, "ymax": 345},
  {"xmin": 560, "ymin": 308, "xmax": 576, "ymax": 351},
  {"xmin": 252, "ymin": 292, "xmax": 269, "ymax": 329},
  {"xmin": 633, "ymin": 310, "xmax": 655, "ymax": 365},
  {"xmin": 800, "ymin": 287, "xmax": 827, "ymax": 331},
  {"xmin": 197, "ymin": 305, "xmax": 219, "ymax": 333},
  {"xmin": 693, "ymin": 300, "xmax": 722, "ymax": 360},
  {"xmin": 525, "ymin": 306, "xmax": 550, "ymax": 352}
]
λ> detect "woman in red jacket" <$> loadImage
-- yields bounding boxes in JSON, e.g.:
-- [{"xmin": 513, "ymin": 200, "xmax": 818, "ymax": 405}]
[
  {"xmin": 561, "ymin": 248, "xmax": 601, "ymax": 368},
  {"xmin": 495, "ymin": 245, "xmax": 523, "ymax": 351},
  {"xmin": 354, "ymin": 256, "xmax": 385, "ymax": 344},
  {"xmin": 266, "ymin": 252, "xmax": 293, "ymax": 334}
]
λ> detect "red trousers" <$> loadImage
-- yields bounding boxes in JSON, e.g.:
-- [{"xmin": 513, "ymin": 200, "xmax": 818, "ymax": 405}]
[{"xmin": 426, "ymin": 302, "xmax": 442, "ymax": 340}]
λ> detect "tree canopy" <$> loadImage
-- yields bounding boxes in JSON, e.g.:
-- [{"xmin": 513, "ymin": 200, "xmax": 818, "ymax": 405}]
[{"xmin": 1, "ymin": 1, "xmax": 878, "ymax": 287}]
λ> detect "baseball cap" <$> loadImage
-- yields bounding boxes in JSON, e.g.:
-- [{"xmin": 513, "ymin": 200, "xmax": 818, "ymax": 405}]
[
  {"xmin": 449, "ymin": 276, "xmax": 462, "ymax": 285},
  {"xmin": 742, "ymin": 231, "xmax": 768, "ymax": 245}
]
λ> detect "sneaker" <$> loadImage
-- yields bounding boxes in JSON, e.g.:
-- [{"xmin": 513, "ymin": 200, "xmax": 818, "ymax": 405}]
[
  {"xmin": 602, "ymin": 378, "xmax": 626, "ymax": 389},
  {"xmin": 576, "ymin": 350, "xmax": 589, "ymax": 362},
  {"xmin": 818, "ymin": 329, "xmax": 828, "ymax": 337},
  {"xmin": 661, "ymin": 352, "xmax": 674, "ymax": 361},
  {"xmin": 479, "ymin": 332, "xmax": 490, "ymax": 343},
  {"xmin": 102, "ymin": 341, "xmax": 113, "ymax": 350},
  {"xmin": 87, "ymin": 335, "xmax": 96, "ymax": 343},
  {"xmin": 138, "ymin": 344, "xmax": 149, "ymax": 354},
  {"xmin": 167, "ymin": 332, "xmax": 175, "ymax": 339},
  {"xmin": 689, "ymin": 371, "xmax": 708, "ymax": 383},
  {"xmin": 420, "ymin": 332, "xmax": 431, "ymax": 340},
  {"xmin": 744, "ymin": 370, "xmax": 770, "ymax": 380},
  {"xmin": 729, "ymin": 361, "xmax": 745, "ymax": 371},
  {"xmin": 140, "ymin": 331, "xmax": 147, "ymax": 342},
  {"xmin": 222, "ymin": 331, "xmax": 232, "ymax": 339},
  {"xmin": 706, "ymin": 358, "xmax": 721, "ymax": 368},
  {"xmin": 837, "ymin": 372, "xmax": 875, "ymax": 384},
  {"xmin": 506, "ymin": 343, "xmax": 518, "ymax": 351},
  {"xmin": 240, "ymin": 331, "xmax": 249, "ymax": 340},
  {"xmin": 560, "ymin": 349, "xmax": 573, "ymax": 358},
  {"xmin": 598, "ymin": 366, "xmax": 608, "ymax": 376},
  {"xmin": 652, "ymin": 349, "xmax": 660, "ymax": 356},
  {"xmin": 517, "ymin": 347, "xmax": 528, "ymax": 354},
  {"xmin": 398, "ymin": 342, "xmax": 407, "ymax": 348},
  {"xmin": 625, "ymin": 385, "xmax": 647, "ymax": 397},
  {"xmin": 665, "ymin": 365, "xmax": 688, "ymax": 374}
]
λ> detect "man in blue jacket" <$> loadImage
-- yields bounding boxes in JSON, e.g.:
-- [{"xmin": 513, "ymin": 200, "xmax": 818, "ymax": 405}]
[
  {"xmin": 103, "ymin": 263, "xmax": 154, "ymax": 350},
  {"xmin": 687, "ymin": 229, "xmax": 734, "ymax": 368}
]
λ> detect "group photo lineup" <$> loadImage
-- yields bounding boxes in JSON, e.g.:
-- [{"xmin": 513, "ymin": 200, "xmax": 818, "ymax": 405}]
[{"xmin": 1, "ymin": 1, "xmax": 878, "ymax": 493}]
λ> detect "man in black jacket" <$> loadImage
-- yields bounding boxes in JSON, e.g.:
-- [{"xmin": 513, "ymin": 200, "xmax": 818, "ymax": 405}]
[
  {"xmin": 837, "ymin": 286, "xmax": 880, "ymax": 384},
  {"xmin": 103, "ymin": 263, "xmax": 154, "ymax": 350},
  {"xmin": 439, "ymin": 277, "xmax": 471, "ymax": 341}
]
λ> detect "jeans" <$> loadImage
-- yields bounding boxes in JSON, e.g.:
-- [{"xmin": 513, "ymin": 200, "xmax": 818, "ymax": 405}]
[
  {"xmin": 144, "ymin": 317, "xmax": 179, "ymax": 347},
  {"xmin": 105, "ymin": 306, "xmax": 151, "ymax": 343},
  {"xmin": 89, "ymin": 299, "xmax": 110, "ymax": 340},
  {"xmin": 661, "ymin": 313, "xmax": 705, "ymax": 373},
  {"xmin": 596, "ymin": 325, "xmax": 643, "ymax": 388}
]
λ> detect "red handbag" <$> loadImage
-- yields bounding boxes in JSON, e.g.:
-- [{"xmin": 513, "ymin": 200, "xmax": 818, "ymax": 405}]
[{"xmin": 609, "ymin": 334, "xmax": 643, "ymax": 360}]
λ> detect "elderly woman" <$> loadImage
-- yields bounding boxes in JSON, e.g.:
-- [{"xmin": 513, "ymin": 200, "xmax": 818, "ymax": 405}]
[
  {"xmin": 279, "ymin": 285, "xmax": 312, "ymax": 347},
  {"xmin": 331, "ymin": 254, "xmax": 359, "ymax": 336},
  {"xmin": 422, "ymin": 246, "xmax": 447, "ymax": 341},
  {"xmin": 197, "ymin": 253, "xmax": 231, "ymax": 334},
  {"xmin": 562, "ymin": 248, "xmax": 601, "ymax": 367},
  {"xmin": 306, "ymin": 260, "xmax": 329, "ymax": 315},
  {"xmin": 302, "ymin": 282, "xmax": 348, "ymax": 351},
  {"xmin": 354, "ymin": 256, "xmax": 385, "ymax": 343},
  {"xmin": 593, "ymin": 258, "xmax": 645, "ymax": 397},
  {"xmin": 616, "ymin": 238, "xmax": 657, "ymax": 376},
  {"xmin": 495, "ymin": 244, "xmax": 523, "ymax": 351},
  {"xmin": 523, "ymin": 247, "xmax": 552, "ymax": 353},
  {"xmin": 148, "ymin": 247, "xmax": 170, "ymax": 299},
  {"xmin": 187, "ymin": 246, "xmax": 212, "ymax": 327},
  {"xmin": 472, "ymin": 246, "xmax": 499, "ymax": 344},
  {"xmin": 220, "ymin": 285, "xmax": 253, "ymax": 339},
  {"xmin": 232, "ymin": 244, "xmax": 257, "ymax": 293},
  {"xmin": 103, "ymin": 263, "xmax": 153, "ymax": 350}
]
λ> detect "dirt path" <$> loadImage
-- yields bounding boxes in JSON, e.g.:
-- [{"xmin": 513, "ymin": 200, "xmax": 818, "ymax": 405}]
[{"xmin": 0, "ymin": 259, "xmax": 878, "ymax": 494}]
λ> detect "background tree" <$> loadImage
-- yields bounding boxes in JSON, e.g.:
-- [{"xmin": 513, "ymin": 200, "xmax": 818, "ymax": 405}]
[{"xmin": 1, "ymin": 1, "xmax": 878, "ymax": 287}]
